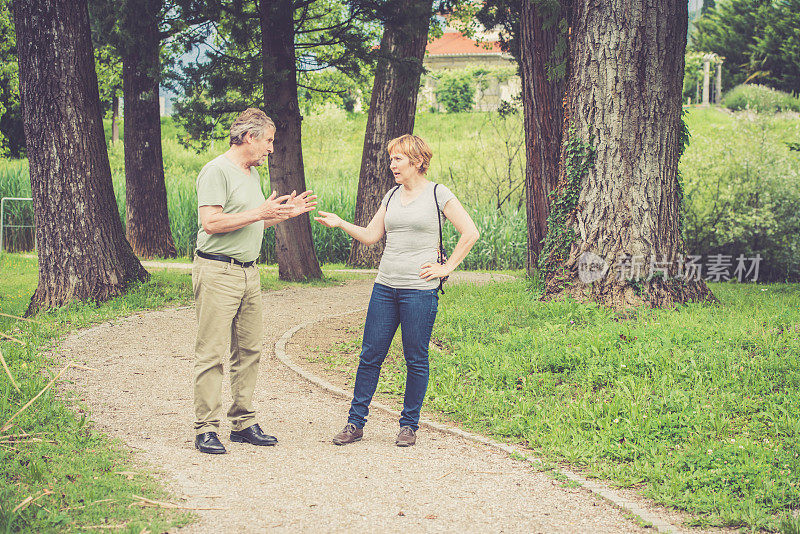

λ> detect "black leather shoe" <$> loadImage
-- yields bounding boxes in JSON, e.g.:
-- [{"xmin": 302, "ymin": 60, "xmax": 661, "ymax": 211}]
[
  {"xmin": 230, "ymin": 423, "xmax": 277, "ymax": 446},
  {"xmin": 195, "ymin": 432, "xmax": 226, "ymax": 454}
]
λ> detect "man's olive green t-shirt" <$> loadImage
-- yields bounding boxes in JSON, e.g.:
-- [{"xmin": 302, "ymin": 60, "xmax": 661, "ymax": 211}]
[{"xmin": 195, "ymin": 155, "xmax": 266, "ymax": 263}]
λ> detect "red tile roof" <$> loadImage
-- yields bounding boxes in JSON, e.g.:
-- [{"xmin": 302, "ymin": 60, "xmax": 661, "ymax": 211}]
[{"xmin": 426, "ymin": 32, "xmax": 504, "ymax": 56}]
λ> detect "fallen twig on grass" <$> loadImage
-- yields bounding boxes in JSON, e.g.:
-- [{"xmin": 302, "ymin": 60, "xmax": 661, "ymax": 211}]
[
  {"xmin": 0, "ymin": 346, "xmax": 21, "ymax": 392},
  {"xmin": 0, "ymin": 312, "xmax": 43, "ymax": 324},
  {"xmin": 0, "ymin": 431, "xmax": 40, "ymax": 440},
  {"xmin": 0, "ymin": 437, "xmax": 56, "ymax": 445},
  {"xmin": 11, "ymin": 489, "xmax": 52, "ymax": 514},
  {"xmin": 0, "ymin": 332, "xmax": 25, "ymax": 345},
  {"xmin": 1, "ymin": 361, "xmax": 75, "ymax": 432},
  {"xmin": 62, "ymin": 498, "xmax": 116, "ymax": 512},
  {"xmin": 130, "ymin": 494, "xmax": 228, "ymax": 511}
]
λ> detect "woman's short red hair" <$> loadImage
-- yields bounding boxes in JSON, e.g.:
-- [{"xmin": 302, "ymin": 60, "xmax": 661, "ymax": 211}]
[{"xmin": 387, "ymin": 134, "xmax": 433, "ymax": 174}]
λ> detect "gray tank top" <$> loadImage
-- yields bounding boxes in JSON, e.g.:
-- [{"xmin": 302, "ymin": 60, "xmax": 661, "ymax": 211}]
[{"xmin": 375, "ymin": 181, "xmax": 456, "ymax": 290}]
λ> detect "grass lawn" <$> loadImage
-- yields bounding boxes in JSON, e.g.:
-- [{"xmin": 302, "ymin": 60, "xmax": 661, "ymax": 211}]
[
  {"xmin": 312, "ymin": 279, "xmax": 800, "ymax": 531},
  {"xmin": 0, "ymin": 254, "xmax": 351, "ymax": 533}
]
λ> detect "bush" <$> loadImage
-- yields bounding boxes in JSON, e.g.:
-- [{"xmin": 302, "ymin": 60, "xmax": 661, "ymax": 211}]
[
  {"xmin": 435, "ymin": 72, "xmax": 475, "ymax": 113},
  {"xmin": 722, "ymin": 84, "xmax": 800, "ymax": 113},
  {"xmin": 681, "ymin": 109, "xmax": 800, "ymax": 282}
]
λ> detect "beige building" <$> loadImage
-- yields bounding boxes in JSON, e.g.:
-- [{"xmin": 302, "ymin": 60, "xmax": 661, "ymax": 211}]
[{"xmin": 421, "ymin": 29, "xmax": 521, "ymax": 112}]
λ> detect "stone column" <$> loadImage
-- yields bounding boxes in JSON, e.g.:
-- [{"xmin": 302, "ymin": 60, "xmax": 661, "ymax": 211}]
[
  {"xmin": 715, "ymin": 61, "xmax": 723, "ymax": 104},
  {"xmin": 702, "ymin": 59, "xmax": 710, "ymax": 105}
]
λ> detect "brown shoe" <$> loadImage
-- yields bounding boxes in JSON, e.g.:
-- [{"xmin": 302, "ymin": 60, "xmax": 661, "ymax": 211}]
[
  {"xmin": 395, "ymin": 426, "xmax": 417, "ymax": 447},
  {"xmin": 332, "ymin": 423, "xmax": 363, "ymax": 445}
]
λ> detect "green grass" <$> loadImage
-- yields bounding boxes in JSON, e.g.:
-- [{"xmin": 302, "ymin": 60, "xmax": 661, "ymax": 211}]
[
  {"xmin": 311, "ymin": 280, "xmax": 800, "ymax": 531},
  {"xmin": 0, "ymin": 254, "xmax": 350, "ymax": 532},
  {"xmin": 0, "ymin": 254, "xmax": 192, "ymax": 532}
]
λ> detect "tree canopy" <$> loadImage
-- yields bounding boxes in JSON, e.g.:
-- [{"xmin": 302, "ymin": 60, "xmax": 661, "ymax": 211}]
[
  {"xmin": 171, "ymin": 0, "xmax": 380, "ymax": 145},
  {"xmin": 692, "ymin": 0, "xmax": 800, "ymax": 94}
]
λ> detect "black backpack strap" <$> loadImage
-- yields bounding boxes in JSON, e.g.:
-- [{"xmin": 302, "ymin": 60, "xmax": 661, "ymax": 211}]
[
  {"xmin": 433, "ymin": 183, "xmax": 447, "ymax": 295},
  {"xmin": 385, "ymin": 185, "xmax": 401, "ymax": 210},
  {"xmin": 433, "ymin": 184, "xmax": 444, "ymax": 249}
]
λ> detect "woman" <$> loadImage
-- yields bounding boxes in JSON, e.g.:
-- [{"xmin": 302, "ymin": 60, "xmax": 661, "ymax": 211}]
[{"xmin": 315, "ymin": 134, "xmax": 479, "ymax": 447}]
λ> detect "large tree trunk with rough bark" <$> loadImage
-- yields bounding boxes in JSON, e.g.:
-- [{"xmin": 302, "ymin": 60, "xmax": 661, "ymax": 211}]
[
  {"xmin": 347, "ymin": 0, "xmax": 432, "ymax": 267},
  {"xmin": 541, "ymin": 0, "xmax": 714, "ymax": 308},
  {"xmin": 13, "ymin": 0, "xmax": 148, "ymax": 315},
  {"xmin": 121, "ymin": 0, "xmax": 176, "ymax": 258},
  {"xmin": 520, "ymin": 0, "xmax": 568, "ymax": 273},
  {"xmin": 260, "ymin": 0, "xmax": 322, "ymax": 281}
]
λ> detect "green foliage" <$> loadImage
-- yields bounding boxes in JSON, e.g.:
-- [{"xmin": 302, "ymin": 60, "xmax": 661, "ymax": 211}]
[
  {"xmin": 722, "ymin": 84, "xmax": 800, "ymax": 113},
  {"xmin": 434, "ymin": 71, "xmax": 476, "ymax": 113},
  {"xmin": 171, "ymin": 0, "xmax": 379, "ymax": 146},
  {"xmin": 315, "ymin": 280, "xmax": 800, "ymax": 530},
  {"xmin": 0, "ymin": 0, "xmax": 23, "ymax": 158},
  {"xmin": 0, "ymin": 160, "xmax": 33, "ymax": 251},
  {"xmin": 93, "ymin": 44, "xmax": 122, "ymax": 117},
  {"xmin": 691, "ymin": 0, "xmax": 800, "ymax": 94},
  {"xmin": 681, "ymin": 107, "xmax": 800, "ymax": 282},
  {"xmin": 538, "ymin": 128, "xmax": 596, "ymax": 277}
]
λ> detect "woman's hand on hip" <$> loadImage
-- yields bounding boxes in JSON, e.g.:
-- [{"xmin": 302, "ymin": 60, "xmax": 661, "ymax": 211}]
[{"xmin": 420, "ymin": 262, "xmax": 451, "ymax": 281}]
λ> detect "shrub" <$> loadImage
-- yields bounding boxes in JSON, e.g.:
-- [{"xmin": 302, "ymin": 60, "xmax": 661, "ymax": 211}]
[
  {"xmin": 435, "ymin": 72, "xmax": 475, "ymax": 113},
  {"xmin": 722, "ymin": 84, "xmax": 800, "ymax": 113},
  {"xmin": 681, "ymin": 109, "xmax": 800, "ymax": 282}
]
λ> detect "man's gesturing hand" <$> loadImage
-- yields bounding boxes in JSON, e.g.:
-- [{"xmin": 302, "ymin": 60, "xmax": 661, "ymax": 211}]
[
  {"xmin": 284, "ymin": 190, "xmax": 318, "ymax": 218},
  {"xmin": 257, "ymin": 191, "xmax": 302, "ymax": 221}
]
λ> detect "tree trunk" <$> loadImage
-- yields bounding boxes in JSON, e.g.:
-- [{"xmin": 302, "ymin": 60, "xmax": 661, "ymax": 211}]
[
  {"xmin": 542, "ymin": 0, "xmax": 714, "ymax": 308},
  {"xmin": 347, "ymin": 0, "xmax": 432, "ymax": 267},
  {"xmin": 111, "ymin": 93, "xmax": 119, "ymax": 145},
  {"xmin": 520, "ymin": 0, "xmax": 568, "ymax": 273},
  {"xmin": 12, "ymin": 0, "xmax": 148, "ymax": 315},
  {"xmin": 121, "ymin": 0, "xmax": 176, "ymax": 258},
  {"xmin": 260, "ymin": 0, "xmax": 322, "ymax": 281}
]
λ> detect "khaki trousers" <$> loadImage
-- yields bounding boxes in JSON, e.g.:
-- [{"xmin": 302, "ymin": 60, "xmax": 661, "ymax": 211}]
[{"xmin": 192, "ymin": 255, "xmax": 262, "ymax": 435}]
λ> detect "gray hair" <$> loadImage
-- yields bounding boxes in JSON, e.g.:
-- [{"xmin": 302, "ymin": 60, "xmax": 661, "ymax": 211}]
[{"xmin": 229, "ymin": 108, "xmax": 275, "ymax": 146}]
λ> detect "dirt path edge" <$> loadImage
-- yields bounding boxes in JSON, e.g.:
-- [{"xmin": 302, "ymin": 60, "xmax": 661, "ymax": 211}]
[{"xmin": 275, "ymin": 308, "xmax": 685, "ymax": 534}]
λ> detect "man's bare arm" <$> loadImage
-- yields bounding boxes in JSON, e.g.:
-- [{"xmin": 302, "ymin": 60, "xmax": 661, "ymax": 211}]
[{"xmin": 199, "ymin": 191, "xmax": 293, "ymax": 234}]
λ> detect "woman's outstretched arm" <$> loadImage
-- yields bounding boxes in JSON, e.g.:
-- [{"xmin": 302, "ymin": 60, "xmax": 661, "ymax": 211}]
[{"xmin": 314, "ymin": 205, "xmax": 387, "ymax": 245}]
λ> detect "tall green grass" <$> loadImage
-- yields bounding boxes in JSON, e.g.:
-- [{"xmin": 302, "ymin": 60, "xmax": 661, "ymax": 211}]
[
  {"xmin": 2, "ymin": 108, "xmax": 799, "ymax": 277},
  {"xmin": 0, "ymin": 110, "xmax": 527, "ymax": 268},
  {"xmin": 0, "ymin": 160, "xmax": 34, "ymax": 252}
]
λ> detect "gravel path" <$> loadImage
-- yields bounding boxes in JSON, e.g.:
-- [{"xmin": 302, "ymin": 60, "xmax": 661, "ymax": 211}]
[{"xmin": 58, "ymin": 276, "xmax": 659, "ymax": 533}]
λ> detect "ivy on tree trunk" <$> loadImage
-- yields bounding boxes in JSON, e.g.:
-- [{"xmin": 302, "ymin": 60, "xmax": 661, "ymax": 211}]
[
  {"xmin": 542, "ymin": 0, "xmax": 715, "ymax": 308},
  {"xmin": 520, "ymin": 0, "xmax": 569, "ymax": 272}
]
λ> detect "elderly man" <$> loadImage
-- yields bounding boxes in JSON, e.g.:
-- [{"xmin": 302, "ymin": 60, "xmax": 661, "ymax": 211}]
[{"xmin": 192, "ymin": 108, "xmax": 316, "ymax": 454}]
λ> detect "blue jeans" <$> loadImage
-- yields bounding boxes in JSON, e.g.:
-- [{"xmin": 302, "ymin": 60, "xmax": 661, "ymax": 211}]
[{"xmin": 348, "ymin": 283, "xmax": 439, "ymax": 431}]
